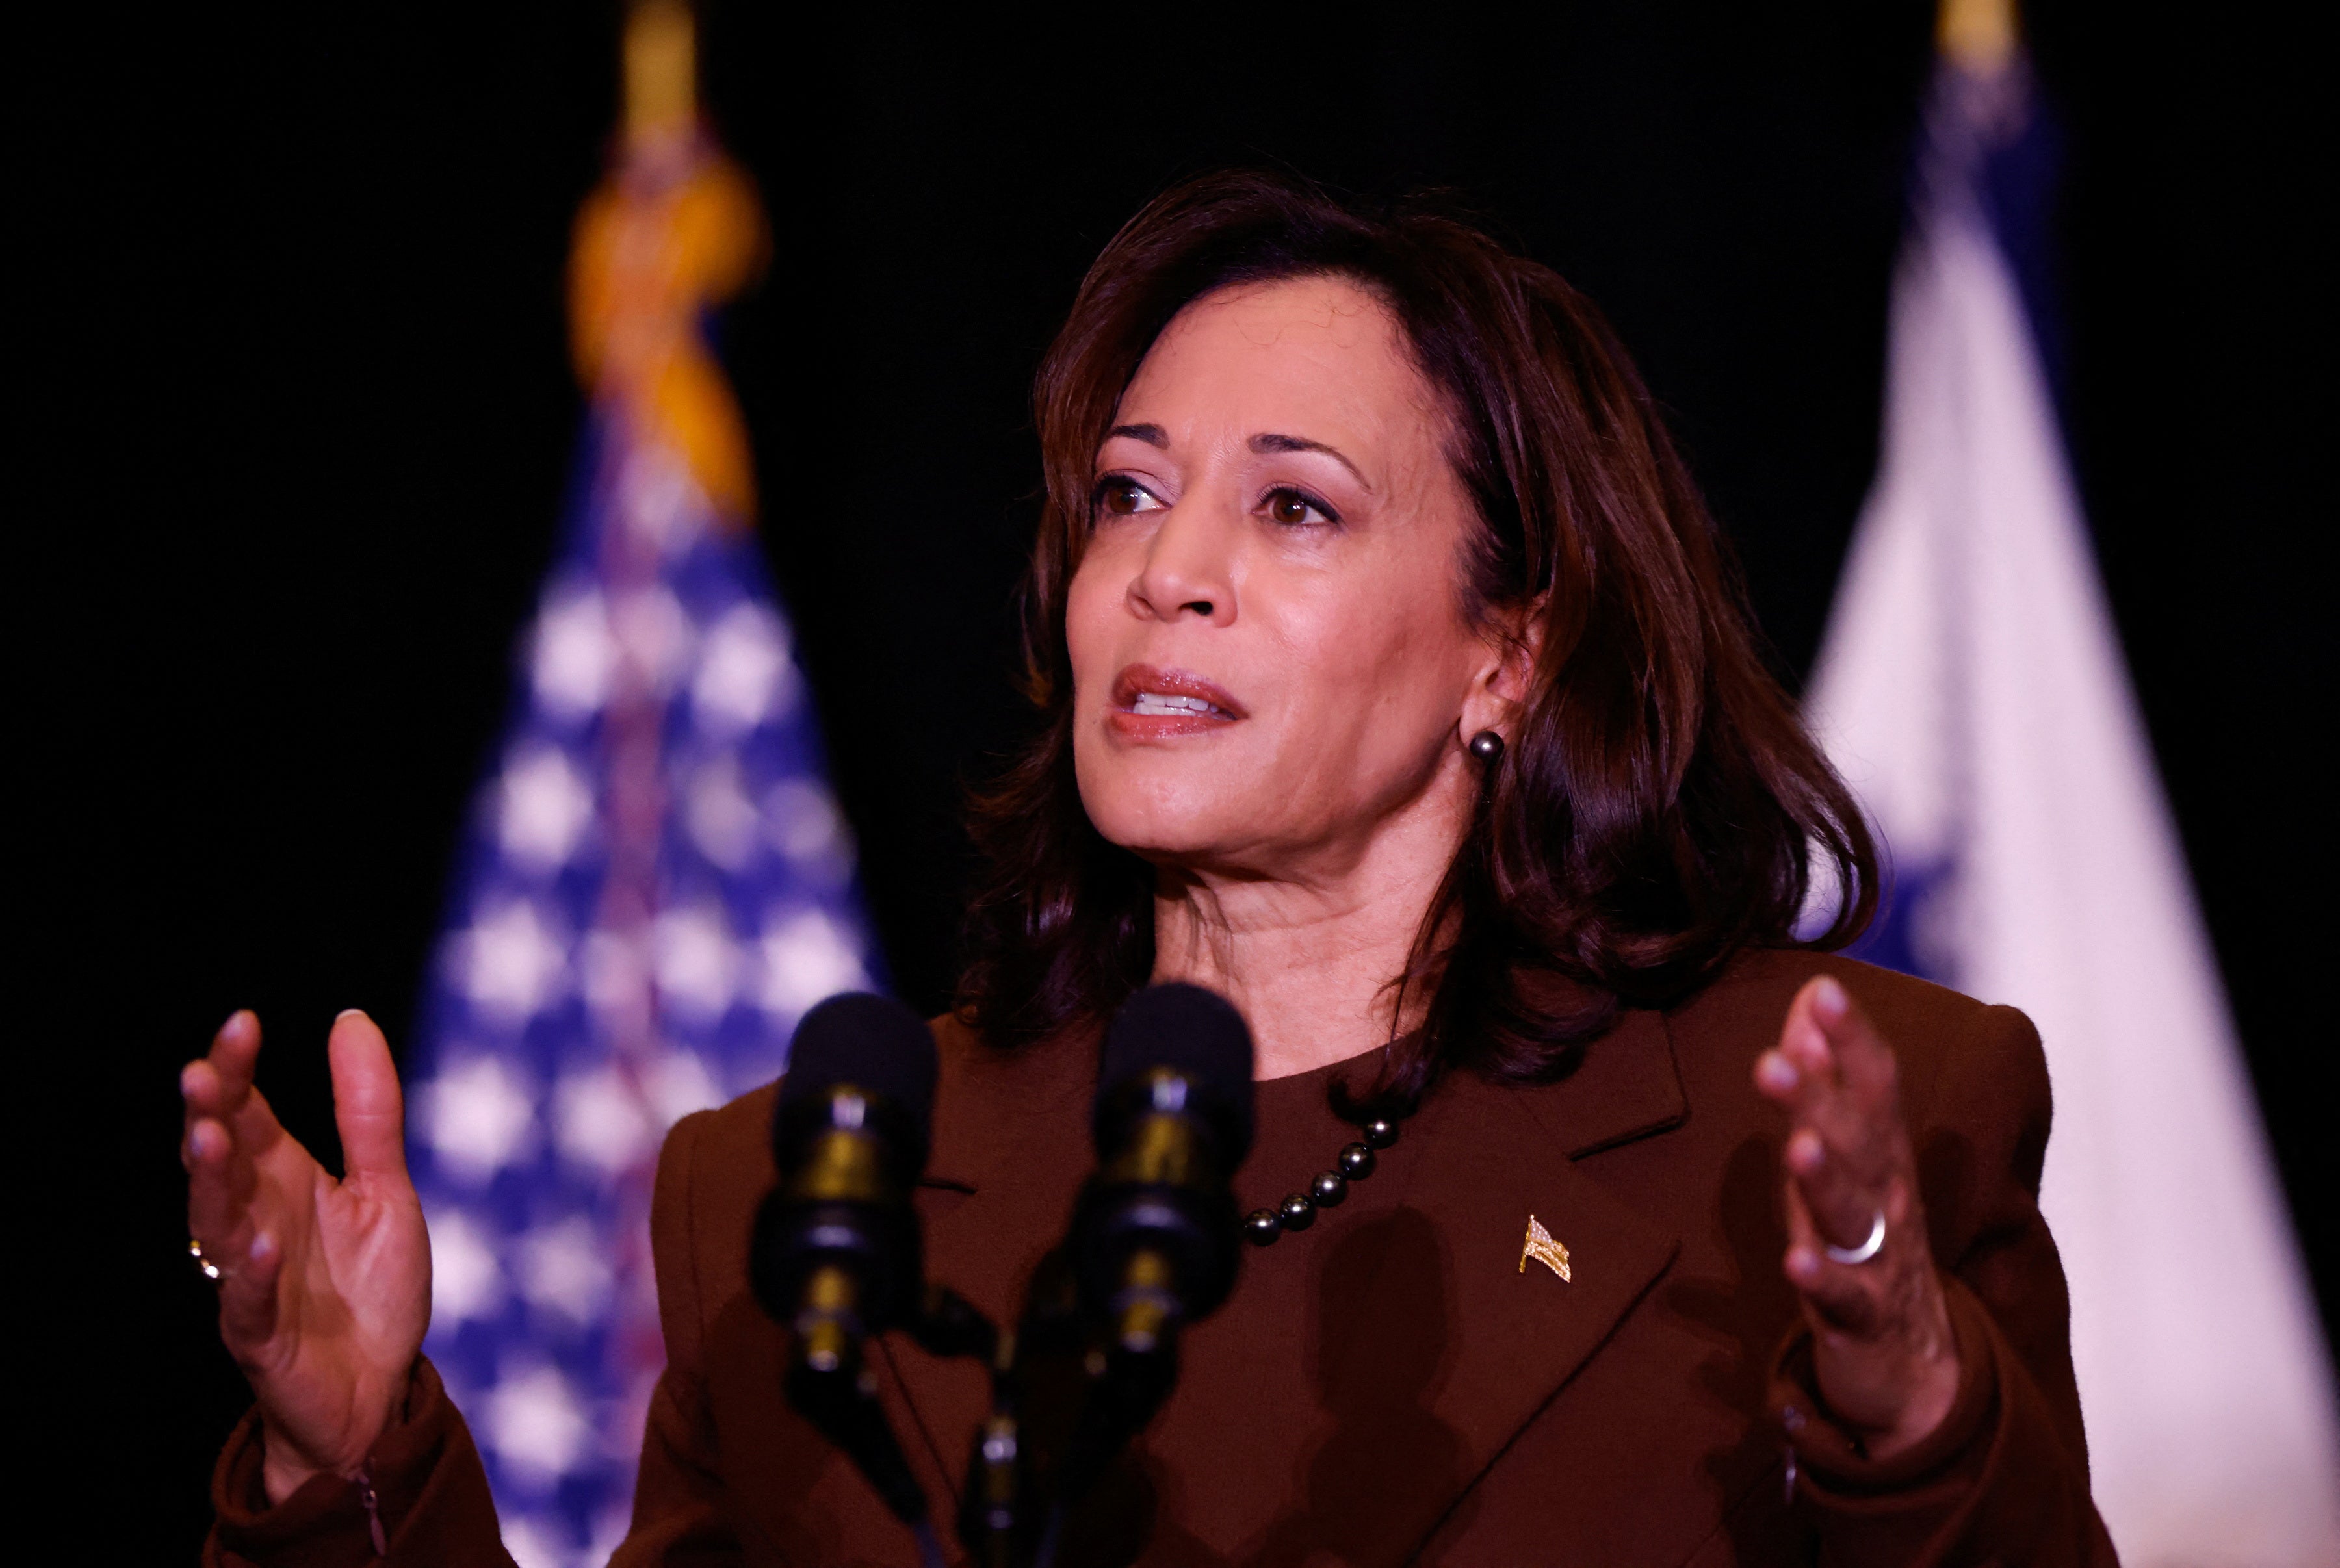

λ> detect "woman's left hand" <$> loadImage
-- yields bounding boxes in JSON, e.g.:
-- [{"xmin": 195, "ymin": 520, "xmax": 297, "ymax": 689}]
[{"xmin": 1754, "ymin": 975, "xmax": 1961, "ymax": 1458}]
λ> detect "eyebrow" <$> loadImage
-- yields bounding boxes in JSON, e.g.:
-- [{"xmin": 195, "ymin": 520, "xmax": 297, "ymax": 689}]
[
  {"xmin": 1250, "ymin": 432, "xmax": 1371, "ymax": 489},
  {"xmin": 1100, "ymin": 424, "xmax": 1373, "ymax": 491}
]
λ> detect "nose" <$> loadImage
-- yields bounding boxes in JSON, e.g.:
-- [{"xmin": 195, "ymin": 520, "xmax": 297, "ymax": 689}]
[{"xmin": 1126, "ymin": 500, "xmax": 1237, "ymax": 627}]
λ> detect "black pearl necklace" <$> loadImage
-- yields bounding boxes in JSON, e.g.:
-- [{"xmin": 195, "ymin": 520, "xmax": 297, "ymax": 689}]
[{"xmin": 1241, "ymin": 1115, "xmax": 1403, "ymax": 1246}]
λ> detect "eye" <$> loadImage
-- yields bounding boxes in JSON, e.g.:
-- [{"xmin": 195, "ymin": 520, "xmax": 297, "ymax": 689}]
[
  {"xmin": 1261, "ymin": 486, "xmax": 1339, "ymax": 528},
  {"xmin": 1092, "ymin": 475, "xmax": 1164, "ymax": 520}
]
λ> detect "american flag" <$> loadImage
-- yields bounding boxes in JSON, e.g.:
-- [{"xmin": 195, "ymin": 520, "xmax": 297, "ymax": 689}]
[{"xmin": 401, "ymin": 109, "xmax": 881, "ymax": 1567}]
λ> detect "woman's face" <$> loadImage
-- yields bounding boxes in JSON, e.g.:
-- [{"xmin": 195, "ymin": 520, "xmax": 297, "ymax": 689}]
[{"xmin": 1067, "ymin": 275, "xmax": 1509, "ymax": 884}]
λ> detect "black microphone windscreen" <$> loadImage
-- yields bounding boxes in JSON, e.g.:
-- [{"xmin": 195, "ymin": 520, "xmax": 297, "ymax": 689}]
[
  {"xmin": 1097, "ymin": 983, "xmax": 1256, "ymax": 1159},
  {"xmin": 779, "ymin": 992, "xmax": 940, "ymax": 1144}
]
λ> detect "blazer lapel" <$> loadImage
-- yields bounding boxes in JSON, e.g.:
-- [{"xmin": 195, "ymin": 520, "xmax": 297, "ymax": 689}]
[
  {"xmin": 1519, "ymin": 1004, "xmax": 1690, "ymax": 1159},
  {"xmin": 876, "ymin": 1031, "xmax": 1100, "ymax": 1504},
  {"xmin": 868, "ymin": 1010, "xmax": 1691, "ymax": 1563},
  {"xmin": 1357, "ymin": 1010, "xmax": 1686, "ymax": 1554}
]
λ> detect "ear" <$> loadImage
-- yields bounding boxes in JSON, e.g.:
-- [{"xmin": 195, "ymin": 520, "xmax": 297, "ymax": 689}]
[{"xmin": 1459, "ymin": 598, "xmax": 1545, "ymax": 745}]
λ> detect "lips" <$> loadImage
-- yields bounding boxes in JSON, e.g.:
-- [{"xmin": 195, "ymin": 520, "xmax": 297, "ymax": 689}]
[{"xmin": 1107, "ymin": 663, "xmax": 1245, "ymax": 738}]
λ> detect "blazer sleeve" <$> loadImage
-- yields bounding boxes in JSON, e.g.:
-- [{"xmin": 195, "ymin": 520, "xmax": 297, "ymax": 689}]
[
  {"xmin": 203, "ymin": 1110, "xmax": 742, "ymax": 1566},
  {"xmin": 1767, "ymin": 999, "xmax": 2122, "ymax": 1568},
  {"xmin": 203, "ymin": 1358, "xmax": 514, "ymax": 1568}
]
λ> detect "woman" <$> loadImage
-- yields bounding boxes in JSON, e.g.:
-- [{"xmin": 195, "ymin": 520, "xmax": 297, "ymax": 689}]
[{"xmin": 185, "ymin": 172, "xmax": 2116, "ymax": 1565}]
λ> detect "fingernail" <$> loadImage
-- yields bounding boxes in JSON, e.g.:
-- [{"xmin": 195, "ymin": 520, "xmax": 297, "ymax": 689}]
[
  {"xmin": 1786, "ymin": 1246, "xmax": 1821, "ymax": 1283},
  {"xmin": 1788, "ymin": 1131, "xmax": 1825, "ymax": 1172},
  {"xmin": 250, "ymin": 1231, "xmax": 276, "ymax": 1264},
  {"xmin": 1813, "ymin": 977, "xmax": 1847, "ymax": 1018},
  {"xmin": 1756, "ymin": 1053, "xmax": 1798, "ymax": 1092},
  {"xmin": 334, "ymin": 1008, "xmax": 366, "ymax": 1023},
  {"xmin": 180, "ymin": 1064, "xmax": 202, "ymax": 1099}
]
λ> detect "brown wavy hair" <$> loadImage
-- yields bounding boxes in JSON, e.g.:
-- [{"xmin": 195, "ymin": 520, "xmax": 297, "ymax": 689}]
[{"xmin": 955, "ymin": 170, "xmax": 1876, "ymax": 1112}]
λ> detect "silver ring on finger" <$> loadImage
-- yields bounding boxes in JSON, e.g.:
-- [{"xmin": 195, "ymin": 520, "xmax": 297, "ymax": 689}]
[
  {"xmin": 189, "ymin": 1237, "xmax": 223, "ymax": 1282},
  {"xmin": 1823, "ymin": 1209, "xmax": 1887, "ymax": 1265}
]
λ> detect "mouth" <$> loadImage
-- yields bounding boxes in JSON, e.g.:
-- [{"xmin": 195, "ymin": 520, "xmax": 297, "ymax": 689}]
[{"xmin": 1108, "ymin": 664, "xmax": 1245, "ymax": 738}]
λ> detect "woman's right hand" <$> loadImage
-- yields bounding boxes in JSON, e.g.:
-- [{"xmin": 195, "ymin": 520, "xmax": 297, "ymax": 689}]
[{"xmin": 181, "ymin": 1009, "xmax": 431, "ymax": 1505}]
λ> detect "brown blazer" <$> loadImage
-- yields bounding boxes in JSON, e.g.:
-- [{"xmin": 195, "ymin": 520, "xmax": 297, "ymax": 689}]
[{"xmin": 209, "ymin": 948, "xmax": 2118, "ymax": 1566}]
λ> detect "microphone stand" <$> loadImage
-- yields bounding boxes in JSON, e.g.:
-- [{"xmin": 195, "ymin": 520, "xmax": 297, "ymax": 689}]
[
  {"xmin": 790, "ymin": 1233, "xmax": 1208, "ymax": 1565},
  {"xmin": 785, "ymin": 1275, "xmax": 1006, "ymax": 1568},
  {"xmin": 770, "ymin": 984, "xmax": 1247, "ymax": 1567},
  {"xmin": 957, "ymin": 1252, "xmax": 1084, "ymax": 1568},
  {"xmin": 784, "ymin": 1263, "xmax": 926, "ymax": 1526},
  {"xmin": 953, "ymin": 1245, "xmax": 1198, "ymax": 1568}
]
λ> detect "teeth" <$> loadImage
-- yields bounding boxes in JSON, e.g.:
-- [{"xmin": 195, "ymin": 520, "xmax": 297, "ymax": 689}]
[{"xmin": 1132, "ymin": 691, "xmax": 1223, "ymax": 717}]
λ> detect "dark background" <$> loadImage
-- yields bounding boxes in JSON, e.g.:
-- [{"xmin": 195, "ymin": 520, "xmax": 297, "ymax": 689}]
[{"xmin": 25, "ymin": 1, "xmax": 2326, "ymax": 1552}]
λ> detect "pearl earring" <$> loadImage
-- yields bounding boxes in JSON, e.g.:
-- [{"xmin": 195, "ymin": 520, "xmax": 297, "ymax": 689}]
[{"xmin": 1468, "ymin": 730, "xmax": 1505, "ymax": 764}]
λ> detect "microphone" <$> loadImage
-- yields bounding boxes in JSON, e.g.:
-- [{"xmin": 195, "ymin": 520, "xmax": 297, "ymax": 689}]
[
  {"xmin": 1061, "ymin": 983, "xmax": 1255, "ymax": 1496},
  {"xmin": 748, "ymin": 992, "xmax": 939, "ymax": 1532}
]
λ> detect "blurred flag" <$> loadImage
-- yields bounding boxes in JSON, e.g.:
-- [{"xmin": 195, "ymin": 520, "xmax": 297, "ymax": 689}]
[
  {"xmin": 402, "ymin": 6, "xmax": 880, "ymax": 1564},
  {"xmin": 1804, "ymin": 5, "xmax": 2340, "ymax": 1563}
]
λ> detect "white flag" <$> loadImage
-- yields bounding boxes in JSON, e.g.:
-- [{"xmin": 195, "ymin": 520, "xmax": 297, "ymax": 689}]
[{"xmin": 1805, "ymin": 59, "xmax": 2340, "ymax": 1568}]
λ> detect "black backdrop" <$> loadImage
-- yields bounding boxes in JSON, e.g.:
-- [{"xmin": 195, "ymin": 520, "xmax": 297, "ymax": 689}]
[{"xmin": 26, "ymin": 2, "xmax": 2327, "ymax": 1551}]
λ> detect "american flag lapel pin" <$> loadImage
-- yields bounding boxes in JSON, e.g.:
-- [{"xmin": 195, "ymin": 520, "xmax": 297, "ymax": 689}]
[{"xmin": 1518, "ymin": 1213, "xmax": 1572, "ymax": 1283}]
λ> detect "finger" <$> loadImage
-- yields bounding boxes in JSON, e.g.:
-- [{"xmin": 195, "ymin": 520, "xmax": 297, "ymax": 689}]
[
  {"xmin": 207, "ymin": 1010, "xmax": 264, "ymax": 1112},
  {"xmin": 1759, "ymin": 1014, "xmax": 1874, "ymax": 1252},
  {"xmin": 1781, "ymin": 1178, "xmax": 1884, "ymax": 1335},
  {"xmin": 217, "ymin": 1227, "xmax": 285, "ymax": 1356},
  {"xmin": 328, "ymin": 1010, "xmax": 410, "ymax": 1185},
  {"xmin": 184, "ymin": 1020, "xmax": 268, "ymax": 1252},
  {"xmin": 1786, "ymin": 1124, "xmax": 1890, "ymax": 1253},
  {"xmin": 183, "ymin": 1018, "xmax": 291, "ymax": 1183},
  {"xmin": 185, "ymin": 1112, "xmax": 257, "ymax": 1259},
  {"xmin": 1807, "ymin": 977, "xmax": 1901, "ymax": 1114},
  {"xmin": 1764, "ymin": 980, "xmax": 1903, "ymax": 1189},
  {"xmin": 1761, "ymin": 979, "xmax": 1916, "ymax": 1250},
  {"xmin": 1754, "ymin": 980, "xmax": 1844, "ymax": 1120},
  {"xmin": 180, "ymin": 1012, "xmax": 257, "ymax": 1150},
  {"xmin": 1758, "ymin": 1036, "xmax": 1877, "ymax": 1200},
  {"xmin": 1802, "ymin": 979, "xmax": 1918, "ymax": 1201},
  {"xmin": 198, "ymin": 1010, "xmax": 296, "ymax": 1166},
  {"xmin": 181, "ymin": 1058, "xmax": 222, "ymax": 1163}
]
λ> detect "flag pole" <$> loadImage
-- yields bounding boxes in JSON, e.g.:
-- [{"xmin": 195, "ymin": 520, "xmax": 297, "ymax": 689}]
[
  {"xmin": 623, "ymin": 0, "xmax": 697, "ymax": 148},
  {"xmin": 1936, "ymin": 0, "xmax": 2018, "ymax": 76}
]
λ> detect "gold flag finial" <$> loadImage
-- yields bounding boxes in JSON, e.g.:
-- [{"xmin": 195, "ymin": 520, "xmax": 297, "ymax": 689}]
[
  {"xmin": 624, "ymin": 0, "xmax": 696, "ymax": 147},
  {"xmin": 573, "ymin": 0, "xmax": 766, "ymax": 525},
  {"xmin": 1519, "ymin": 1214, "xmax": 1572, "ymax": 1283},
  {"xmin": 1938, "ymin": 0, "xmax": 2019, "ymax": 77}
]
